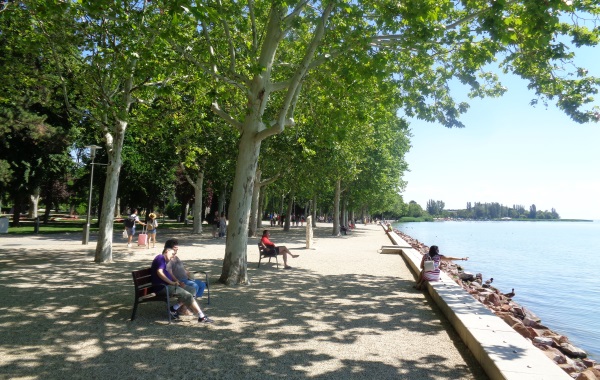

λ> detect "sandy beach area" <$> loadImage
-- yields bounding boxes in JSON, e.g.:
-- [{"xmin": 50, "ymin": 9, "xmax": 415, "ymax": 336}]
[{"xmin": 0, "ymin": 223, "xmax": 487, "ymax": 379}]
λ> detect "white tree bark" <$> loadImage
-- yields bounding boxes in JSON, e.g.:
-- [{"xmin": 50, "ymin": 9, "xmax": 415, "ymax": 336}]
[
  {"xmin": 284, "ymin": 194, "xmax": 293, "ymax": 231},
  {"xmin": 182, "ymin": 167, "xmax": 204, "ymax": 234},
  {"xmin": 94, "ymin": 121, "xmax": 126, "ymax": 263},
  {"xmin": 218, "ymin": 3, "xmax": 333, "ymax": 284},
  {"xmin": 219, "ymin": 127, "xmax": 262, "ymax": 285},
  {"xmin": 28, "ymin": 187, "xmax": 40, "ymax": 218},
  {"xmin": 248, "ymin": 168, "xmax": 262, "ymax": 237},
  {"xmin": 249, "ymin": 168, "xmax": 279, "ymax": 237}
]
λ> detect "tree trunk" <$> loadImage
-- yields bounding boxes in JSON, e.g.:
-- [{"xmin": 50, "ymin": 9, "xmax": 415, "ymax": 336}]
[
  {"xmin": 192, "ymin": 173, "xmax": 204, "ymax": 233},
  {"xmin": 183, "ymin": 202, "xmax": 190, "ymax": 224},
  {"xmin": 332, "ymin": 178, "xmax": 341, "ymax": 236},
  {"xmin": 218, "ymin": 183, "xmax": 227, "ymax": 214},
  {"xmin": 219, "ymin": 125, "xmax": 262, "ymax": 285},
  {"xmin": 257, "ymin": 186, "xmax": 265, "ymax": 232},
  {"xmin": 28, "ymin": 187, "xmax": 40, "ymax": 218},
  {"xmin": 341, "ymin": 198, "xmax": 347, "ymax": 227},
  {"xmin": 248, "ymin": 168, "xmax": 261, "ymax": 237},
  {"xmin": 94, "ymin": 121, "xmax": 126, "ymax": 263},
  {"xmin": 284, "ymin": 194, "xmax": 293, "ymax": 231},
  {"xmin": 43, "ymin": 203, "xmax": 51, "ymax": 224},
  {"xmin": 312, "ymin": 194, "xmax": 317, "ymax": 228},
  {"xmin": 11, "ymin": 193, "xmax": 23, "ymax": 227},
  {"xmin": 279, "ymin": 193, "xmax": 285, "ymax": 225}
]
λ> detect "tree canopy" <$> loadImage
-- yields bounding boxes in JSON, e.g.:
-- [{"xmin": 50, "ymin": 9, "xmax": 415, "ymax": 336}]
[{"xmin": 1, "ymin": 0, "xmax": 598, "ymax": 284}]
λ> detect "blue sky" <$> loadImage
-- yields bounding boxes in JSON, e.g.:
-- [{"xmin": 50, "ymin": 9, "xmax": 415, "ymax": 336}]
[{"xmin": 400, "ymin": 47, "xmax": 600, "ymax": 220}]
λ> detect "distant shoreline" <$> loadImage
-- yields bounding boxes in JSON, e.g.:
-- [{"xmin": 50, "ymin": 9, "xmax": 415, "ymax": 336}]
[{"xmin": 395, "ymin": 217, "xmax": 594, "ymax": 223}]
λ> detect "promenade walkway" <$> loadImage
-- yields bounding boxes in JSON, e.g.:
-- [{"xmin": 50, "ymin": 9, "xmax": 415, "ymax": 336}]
[{"xmin": 0, "ymin": 223, "xmax": 487, "ymax": 379}]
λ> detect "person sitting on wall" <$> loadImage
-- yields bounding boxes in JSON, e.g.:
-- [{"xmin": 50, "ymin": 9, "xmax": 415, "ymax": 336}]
[{"xmin": 413, "ymin": 245, "xmax": 468, "ymax": 290}]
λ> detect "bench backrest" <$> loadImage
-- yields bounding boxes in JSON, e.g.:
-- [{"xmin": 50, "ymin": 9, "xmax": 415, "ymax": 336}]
[
  {"xmin": 132, "ymin": 268, "xmax": 155, "ymax": 298},
  {"xmin": 258, "ymin": 242, "xmax": 276, "ymax": 256}
]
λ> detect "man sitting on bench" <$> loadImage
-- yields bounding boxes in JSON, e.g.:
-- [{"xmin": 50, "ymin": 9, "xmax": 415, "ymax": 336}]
[
  {"xmin": 151, "ymin": 248, "xmax": 214, "ymax": 323},
  {"xmin": 261, "ymin": 230, "xmax": 299, "ymax": 270}
]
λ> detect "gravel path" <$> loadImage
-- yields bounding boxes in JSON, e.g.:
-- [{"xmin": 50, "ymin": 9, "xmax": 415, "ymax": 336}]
[{"xmin": 0, "ymin": 223, "xmax": 487, "ymax": 379}]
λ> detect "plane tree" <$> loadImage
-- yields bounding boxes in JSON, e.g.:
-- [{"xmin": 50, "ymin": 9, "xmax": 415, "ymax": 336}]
[
  {"xmin": 158, "ymin": 0, "xmax": 600, "ymax": 284},
  {"xmin": 21, "ymin": 0, "xmax": 180, "ymax": 262},
  {"xmin": 0, "ymin": 4, "xmax": 79, "ymax": 226}
]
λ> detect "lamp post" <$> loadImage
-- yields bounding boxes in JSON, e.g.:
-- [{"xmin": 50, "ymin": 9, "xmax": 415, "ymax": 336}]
[{"xmin": 83, "ymin": 145, "xmax": 102, "ymax": 245}]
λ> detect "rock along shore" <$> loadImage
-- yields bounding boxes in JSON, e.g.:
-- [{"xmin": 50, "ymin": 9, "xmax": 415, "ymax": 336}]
[{"xmin": 393, "ymin": 228, "xmax": 600, "ymax": 380}]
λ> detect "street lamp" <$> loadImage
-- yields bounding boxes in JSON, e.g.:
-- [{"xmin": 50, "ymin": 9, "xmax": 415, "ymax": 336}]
[{"xmin": 82, "ymin": 145, "xmax": 102, "ymax": 245}]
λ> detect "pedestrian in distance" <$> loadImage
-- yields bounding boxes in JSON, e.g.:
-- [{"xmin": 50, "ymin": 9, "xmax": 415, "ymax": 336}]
[
  {"xmin": 147, "ymin": 213, "xmax": 158, "ymax": 248},
  {"xmin": 218, "ymin": 212, "xmax": 227, "ymax": 238},
  {"xmin": 124, "ymin": 208, "xmax": 146, "ymax": 248}
]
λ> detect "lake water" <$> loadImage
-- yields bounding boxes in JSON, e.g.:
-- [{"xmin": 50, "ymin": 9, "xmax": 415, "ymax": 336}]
[{"xmin": 393, "ymin": 220, "xmax": 600, "ymax": 361}]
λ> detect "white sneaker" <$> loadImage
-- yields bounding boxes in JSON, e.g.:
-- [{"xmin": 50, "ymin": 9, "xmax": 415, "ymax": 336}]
[{"xmin": 127, "ymin": 243, "xmax": 131, "ymax": 248}]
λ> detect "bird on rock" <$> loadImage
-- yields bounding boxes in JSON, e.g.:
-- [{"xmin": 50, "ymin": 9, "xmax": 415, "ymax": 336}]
[
  {"xmin": 503, "ymin": 288, "xmax": 516, "ymax": 298},
  {"xmin": 482, "ymin": 278, "xmax": 494, "ymax": 288}
]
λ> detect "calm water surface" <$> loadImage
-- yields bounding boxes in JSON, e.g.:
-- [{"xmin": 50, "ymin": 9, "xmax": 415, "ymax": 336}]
[{"xmin": 394, "ymin": 220, "xmax": 600, "ymax": 360}]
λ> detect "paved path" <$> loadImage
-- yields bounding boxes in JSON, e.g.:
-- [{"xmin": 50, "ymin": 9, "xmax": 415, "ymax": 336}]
[{"xmin": 0, "ymin": 223, "xmax": 487, "ymax": 379}]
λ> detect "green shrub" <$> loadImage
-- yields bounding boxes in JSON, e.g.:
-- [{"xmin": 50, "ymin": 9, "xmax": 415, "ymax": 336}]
[{"xmin": 165, "ymin": 203, "xmax": 181, "ymax": 219}]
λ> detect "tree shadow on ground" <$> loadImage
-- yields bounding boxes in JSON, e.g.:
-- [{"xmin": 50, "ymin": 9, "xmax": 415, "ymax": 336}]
[{"xmin": 0, "ymin": 228, "xmax": 487, "ymax": 379}]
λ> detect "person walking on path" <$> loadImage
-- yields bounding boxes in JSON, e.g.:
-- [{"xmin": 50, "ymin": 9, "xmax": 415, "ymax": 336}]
[
  {"xmin": 125, "ymin": 209, "xmax": 146, "ymax": 248},
  {"xmin": 261, "ymin": 229, "xmax": 299, "ymax": 269},
  {"xmin": 210, "ymin": 210, "xmax": 220, "ymax": 238},
  {"xmin": 218, "ymin": 212, "xmax": 227, "ymax": 238},
  {"xmin": 146, "ymin": 213, "xmax": 158, "ymax": 248},
  {"xmin": 151, "ymin": 247, "xmax": 213, "ymax": 323}
]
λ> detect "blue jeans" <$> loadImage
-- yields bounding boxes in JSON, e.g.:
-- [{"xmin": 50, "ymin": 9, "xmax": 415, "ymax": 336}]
[{"xmin": 182, "ymin": 279, "xmax": 206, "ymax": 298}]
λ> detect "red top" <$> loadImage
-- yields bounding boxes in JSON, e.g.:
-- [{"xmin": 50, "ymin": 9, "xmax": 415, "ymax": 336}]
[{"xmin": 261, "ymin": 236, "xmax": 275, "ymax": 247}]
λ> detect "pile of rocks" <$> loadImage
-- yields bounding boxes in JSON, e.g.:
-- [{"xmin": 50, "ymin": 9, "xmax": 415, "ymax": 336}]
[{"xmin": 394, "ymin": 229, "xmax": 600, "ymax": 380}]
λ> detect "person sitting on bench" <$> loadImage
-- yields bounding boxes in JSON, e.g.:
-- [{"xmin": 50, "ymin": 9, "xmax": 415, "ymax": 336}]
[
  {"xmin": 165, "ymin": 238, "xmax": 206, "ymax": 300},
  {"xmin": 261, "ymin": 230, "xmax": 299, "ymax": 269},
  {"xmin": 151, "ymin": 248, "xmax": 213, "ymax": 323}
]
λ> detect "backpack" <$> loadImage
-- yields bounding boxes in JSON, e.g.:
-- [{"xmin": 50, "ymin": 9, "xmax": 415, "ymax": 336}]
[
  {"xmin": 423, "ymin": 255, "xmax": 435, "ymax": 272},
  {"xmin": 124, "ymin": 216, "xmax": 135, "ymax": 228}
]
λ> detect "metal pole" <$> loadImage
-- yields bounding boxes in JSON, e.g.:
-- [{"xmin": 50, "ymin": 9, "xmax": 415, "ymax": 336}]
[{"xmin": 83, "ymin": 146, "xmax": 100, "ymax": 245}]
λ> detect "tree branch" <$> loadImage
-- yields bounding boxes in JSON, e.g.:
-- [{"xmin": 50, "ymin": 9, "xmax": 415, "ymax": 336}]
[
  {"xmin": 270, "ymin": 80, "xmax": 292, "ymax": 92},
  {"xmin": 282, "ymin": 0, "xmax": 310, "ymax": 30},
  {"xmin": 180, "ymin": 162, "xmax": 200, "ymax": 190},
  {"xmin": 256, "ymin": 2, "xmax": 334, "ymax": 142},
  {"xmin": 258, "ymin": 173, "xmax": 281, "ymax": 187},
  {"xmin": 172, "ymin": 43, "xmax": 249, "ymax": 94},
  {"xmin": 212, "ymin": 101, "xmax": 243, "ymax": 132},
  {"xmin": 248, "ymin": 0, "xmax": 258, "ymax": 54}
]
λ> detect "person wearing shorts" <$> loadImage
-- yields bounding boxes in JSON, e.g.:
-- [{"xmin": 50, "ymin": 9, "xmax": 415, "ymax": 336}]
[
  {"xmin": 260, "ymin": 230, "xmax": 299, "ymax": 269},
  {"xmin": 150, "ymin": 248, "xmax": 213, "ymax": 323}
]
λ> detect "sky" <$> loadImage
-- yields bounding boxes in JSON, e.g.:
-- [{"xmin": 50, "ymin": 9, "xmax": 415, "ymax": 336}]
[{"xmin": 400, "ymin": 48, "xmax": 600, "ymax": 220}]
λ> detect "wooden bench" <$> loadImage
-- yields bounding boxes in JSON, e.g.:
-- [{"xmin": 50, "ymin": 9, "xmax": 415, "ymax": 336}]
[
  {"xmin": 131, "ymin": 268, "xmax": 175, "ymax": 322},
  {"xmin": 257, "ymin": 242, "xmax": 279, "ymax": 268}
]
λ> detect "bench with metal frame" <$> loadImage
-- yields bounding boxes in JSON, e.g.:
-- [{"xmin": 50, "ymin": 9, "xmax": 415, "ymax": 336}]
[
  {"xmin": 130, "ymin": 267, "xmax": 210, "ymax": 323},
  {"xmin": 257, "ymin": 242, "xmax": 279, "ymax": 268}
]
